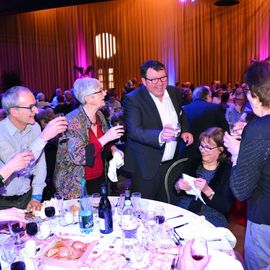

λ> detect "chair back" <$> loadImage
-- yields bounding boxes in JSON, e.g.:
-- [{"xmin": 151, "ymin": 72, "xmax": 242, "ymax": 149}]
[{"xmin": 164, "ymin": 158, "xmax": 189, "ymax": 205}]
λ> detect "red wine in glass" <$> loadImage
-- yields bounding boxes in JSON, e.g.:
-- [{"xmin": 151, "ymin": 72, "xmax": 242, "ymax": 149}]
[
  {"xmin": 192, "ymin": 255, "xmax": 204, "ymax": 260},
  {"xmin": 26, "ymin": 222, "xmax": 38, "ymax": 237},
  {"xmin": 9, "ymin": 222, "xmax": 24, "ymax": 246},
  {"xmin": 45, "ymin": 206, "xmax": 56, "ymax": 218},
  {"xmin": 11, "ymin": 261, "xmax": 26, "ymax": 270},
  {"xmin": 155, "ymin": 215, "xmax": 165, "ymax": 224}
]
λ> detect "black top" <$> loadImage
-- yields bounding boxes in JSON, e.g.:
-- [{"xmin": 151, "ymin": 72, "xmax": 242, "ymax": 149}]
[{"xmin": 230, "ymin": 115, "xmax": 270, "ymax": 225}]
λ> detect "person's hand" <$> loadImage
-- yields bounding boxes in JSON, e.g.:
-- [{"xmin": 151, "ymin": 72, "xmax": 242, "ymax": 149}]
[
  {"xmin": 194, "ymin": 178, "xmax": 208, "ymax": 192},
  {"xmin": 0, "ymin": 207, "xmax": 26, "ymax": 223},
  {"xmin": 40, "ymin": 116, "xmax": 68, "ymax": 142},
  {"xmin": 175, "ymin": 178, "xmax": 192, "ymax": 192},
  {"xmin": 99, "ymin": 125, "xmax": 125, "ymax": 146},
  {"xmin": 160, "ymin": 124, "xmax": 176, "ymax": 143},
  {"xmin": 27, "ymin": 199, "xmax": 42, "ymax": 212},
  {"xmin": 9, "ymin": 152, "xmax": 34, "ymax": 172},
  {"xmin": 223, "ymin": 131, "xmax": 240, "ymax": 165},
  {"xmin": 181, "ymin": 132, "xmax": 194, "ymax": 146},
  {"xmin": 176, "ymin": 239, "xmax": 211, "ymax": 270}
]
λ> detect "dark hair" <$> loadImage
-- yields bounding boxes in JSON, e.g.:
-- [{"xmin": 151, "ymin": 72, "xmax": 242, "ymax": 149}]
[
  {"xmin": 199, "ymin": 127, "xmax": 228, "ymax": 163},
  {"xmin": 140, "ymin": 60, "xmax": 166, "ymax": 78},
  {"xmin": 244, "ymin": 61, "xmax": 270, "ymax": 108}
]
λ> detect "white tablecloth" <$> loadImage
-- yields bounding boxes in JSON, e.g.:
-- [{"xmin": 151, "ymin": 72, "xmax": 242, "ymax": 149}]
[{"xmin": 0, "ymin": 197, "xmax": 242, "ymax": 270}]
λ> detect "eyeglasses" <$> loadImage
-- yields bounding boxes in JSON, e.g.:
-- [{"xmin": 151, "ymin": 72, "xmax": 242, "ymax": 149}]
[
  {"xmin": 198, "ymin": 143, "xmax": 219, "ymax": 152},
  {"xmin": 145, "ymin": 76, "xmax": 168, "ymax": 84},
  {"xmin": 13, "ymin": 103, "xmax": 38, "ymax": 112},
  {"xmin": 90, "ymin": 88, "xmax": 107, "ymax": 95}
]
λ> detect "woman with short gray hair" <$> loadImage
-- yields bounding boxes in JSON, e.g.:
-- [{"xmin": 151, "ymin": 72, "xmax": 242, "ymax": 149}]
[{"xmin": 53, "ymin": 77, "xmax": 124, "ymax": 199}]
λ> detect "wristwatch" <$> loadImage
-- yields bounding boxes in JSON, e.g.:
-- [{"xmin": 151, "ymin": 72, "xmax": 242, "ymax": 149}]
[{"xmin": 0, "ymin": 175, "xmax": 5, "ymax": 187}]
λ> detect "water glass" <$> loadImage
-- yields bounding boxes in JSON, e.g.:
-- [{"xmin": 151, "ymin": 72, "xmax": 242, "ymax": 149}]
[
  {"xmin": 132, "ymin": 239, "xmax": 145, "ymax": 262},
  {"xmin": 91, "ymin": 193, "xmax": 101, "ymax": 213},
  {"xmin": 131, "ymin": 192, "xmax": 141, "ymax": 217},
  {"xmin": 116, "ymin": 193, "xmax": 125, "ymax": 215},
  {"xmin": 159, "ymin": 228, "xmax": 174, "ymax": 249},
  {"xmin": 39, "ymin": 221, "xmax": 51, "ymax": 239},
  {"xmin": 54, "ymin": 192, "xmax": 64, "ymax": 215}
]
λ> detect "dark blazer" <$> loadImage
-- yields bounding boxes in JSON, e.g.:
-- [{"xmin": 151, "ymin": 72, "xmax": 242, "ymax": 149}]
[
  {"xmin": 179, "ymin": 159, "xmax": 234, "ymax": 217},
  {"xmin": 230, "ymin": 115, "xmax": 270, "ymax": 225},
  {"xmin": 123, "ymin": 85, "xmax": 189, "ymax": 179},
  {"xmin": 183, "ymin": 99, "xmax": 229, "ymax": 143}
]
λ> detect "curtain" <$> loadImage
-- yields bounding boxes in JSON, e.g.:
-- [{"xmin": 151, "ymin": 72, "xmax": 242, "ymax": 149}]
[{"xmin": 0, "ymin": 0, "xmax": 269, "ymax": 98}]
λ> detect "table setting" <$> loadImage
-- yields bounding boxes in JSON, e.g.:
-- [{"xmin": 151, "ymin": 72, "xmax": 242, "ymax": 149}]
[{"xmin": 0, "ymin": 193, "xmax": 243, "ymax": 270}]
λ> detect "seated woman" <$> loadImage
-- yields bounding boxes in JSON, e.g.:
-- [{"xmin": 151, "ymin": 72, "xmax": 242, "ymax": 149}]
[
  {"xmin": 175, "ymin": 127, "xmax": 234, "ymax": 227},
  {"xmin": 53, "ymin": 78, "xmax": 124, "ymax": 199}
]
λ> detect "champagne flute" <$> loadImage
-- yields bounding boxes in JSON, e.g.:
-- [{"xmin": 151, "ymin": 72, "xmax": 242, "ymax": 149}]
[{"xmin": 56, "ymin": 113, "xmax": 69, "ymax": 143}]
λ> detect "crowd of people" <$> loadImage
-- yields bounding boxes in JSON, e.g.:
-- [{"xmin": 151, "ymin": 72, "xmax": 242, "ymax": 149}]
[{"xmin": 0, "ymin": 59, "xmax": 269, "ymax": 270}]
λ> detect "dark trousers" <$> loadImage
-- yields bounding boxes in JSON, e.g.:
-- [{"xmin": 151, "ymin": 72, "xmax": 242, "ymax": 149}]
[
  {"xmin": 0, "ymin": 190, "xmax": 32, "ymax": 210},
  {"xmin": 85, "ymin": 174, "xmax": 106, "ymax": 195},
  {"xmin": 131, "ymin": 160, "xmax": 174, "ymax": 203}
]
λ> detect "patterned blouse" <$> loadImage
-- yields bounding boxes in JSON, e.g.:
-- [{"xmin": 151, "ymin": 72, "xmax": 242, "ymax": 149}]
[{"xmin": 53, "ymin": 105, "xmax": 109, "ymax": 199}]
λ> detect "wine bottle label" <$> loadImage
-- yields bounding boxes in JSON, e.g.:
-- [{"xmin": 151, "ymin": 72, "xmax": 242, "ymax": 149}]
[{"xmin": 99, "ymin": 218, "xmax": 106, "ymax": 231}]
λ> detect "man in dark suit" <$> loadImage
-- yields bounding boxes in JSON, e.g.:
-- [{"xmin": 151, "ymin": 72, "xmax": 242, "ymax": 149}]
[
  {"xmin": 123, "ymin": 60, "xmax": 193, "ymax": 202},
  {"xmin": 183, "ymin": 86, "xmax": 229, "ymax": 159}
]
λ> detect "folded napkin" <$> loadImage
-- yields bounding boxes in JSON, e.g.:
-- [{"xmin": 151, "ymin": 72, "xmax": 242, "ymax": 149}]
[
  {"xmin": 207, "ymin": 249, "xmax": 244, "ymax": 270},
  {"xmin": 108, "ymin": 151, "xmax": 124, "ymax": 182},
  {"xmin": 174, "ymin": 222, "xmax": 237, "ymax": 250},
  {"xmin": 182, "ymin": 173, "xmax": 206, "ymax": 204}
]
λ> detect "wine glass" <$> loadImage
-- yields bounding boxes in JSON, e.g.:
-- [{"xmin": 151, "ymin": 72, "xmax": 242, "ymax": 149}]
[
  {"xmin": 8, "ymin": 222, "xmax": 24, "ymax": 247},
  {"xmin": 191, "ymin": 238, "xmax": 208, "ymax": 260},
  {"xmin": 110, "ymin": 112, "xmax": 125, "ymax": 145},
  {"xmin": 56, "ymin": 113, "xmax": 69, "ymax": 143},
  {"xmin": 19, "ymin": 144, "xmax": 35, "ymax": 177},
  {"xmin": 26, "ymin": 222, "xmax": 38, "ymax": 238},
  {"xmin": 154, "ymin": 206, "xmax": 165, "ymax": 224},
  {"xmin": 1, "ymin": 237, "xmax": 18, "ymax": 266},
  {"xmin": 91, "ymin": 193, "xmax": 101, "ymax": 226},
  {"xmin": 44, "ymin": 206, "xmax": 56, "ymax": 219},
  {"xmin": 11, "ymin": 260, "xmax": 26, "ymax": 270},
  {"xmin": 172, "ymin": 122, "xmax": 181, "ymax": 137}
]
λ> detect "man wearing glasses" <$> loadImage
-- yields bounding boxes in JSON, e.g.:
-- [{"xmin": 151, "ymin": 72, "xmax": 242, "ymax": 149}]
[
  {"xmin": 123, "ymin": 60, "xmax": 193, "ymax": 202},
  {"xmin": 0, "ymin": 86, "xmax": 67, "ymax": 211}
]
